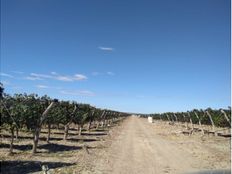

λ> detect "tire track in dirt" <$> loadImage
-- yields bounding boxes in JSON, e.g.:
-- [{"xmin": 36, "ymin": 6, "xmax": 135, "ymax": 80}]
[
  {"xmin": 93, "ymin": 117, "xmax": 198, "ymax": 174},
  {"xmin": 91, "ymin": 116, "xmax": 230, "ymax": 174}
]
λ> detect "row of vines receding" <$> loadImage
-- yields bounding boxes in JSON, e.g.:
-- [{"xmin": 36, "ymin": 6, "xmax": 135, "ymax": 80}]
[
  {"xmin": 144, "ymin": 108, "xmax": 231, "ymax": 128},
  {"xmin": 0, "ymin": 84, "xmax": 129, "ymax": 154}
]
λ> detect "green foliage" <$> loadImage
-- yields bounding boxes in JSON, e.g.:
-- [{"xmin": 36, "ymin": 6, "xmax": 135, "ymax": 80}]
[
  {"xmin": 0, "ymin": 86, "xmax": 128, "ymax": 154},
  {"xmin": 1, "ymin": 94, "xmax": 26, "ymax": 130},
  {"xmin": 0, "ymin": 89, "xmax": 128, "ymax": 133},
  {"xmin": 151, "ymin": 108, "xmax": 231, "ymax": 128},
  {"xmin": 23, "ymin": 94, "xmax": 51, "ymax": 131},
  {"xmin": 73, "ymin": 104, "xmax": 92, "ymax": 125}
]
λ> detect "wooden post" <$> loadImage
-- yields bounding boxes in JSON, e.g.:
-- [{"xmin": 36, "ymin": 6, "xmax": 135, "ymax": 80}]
[
  {"xmin": 183, "ymin": 114, "xmax": 188, "ymax": 129},
  {"xmin": 9, "ymin": 127, "xmax": 14, "ymax": 154},
  {"xmin": 41, "ymin": 102, "xmax": 56, "ymax": 122},
  {"xmin": 78, "ymin": 126, "xmax": 82, "ymax": 136},
  {"xmin": 63, "ymin": 124, "xmax": 69, "ymax": 140},
  {"xmin": 96, "ymin": 121, "xmax": 100, "ymax": 129},
  {"xmin": 194, "ymin": 112, "xmax": 204, "ymax": 135},
  {"xmin": 87, "ymin": 121, "xmax": 92, "ymax": 132},
  {"xmin": 159, "ymin": 114, "xmax": 162, "ymax": 121},
  {"xmin": 101, "ymin": 111, "xmax": 106, "ymax": 129},
  {"xmin": 206, "ymin": 110, "xmax": 217, "ymax": 136},
  {"xmin": 32, "ymin": 101, "xmax": 57, "ymax": 154},
  {"xmin": 46, "ymin": 122, "xmax": 51, "ymax": 143},
  {"xmin": 101, "ymin": 121, "xmax": 104, "ymax": 127},
  {"xmin": 88, "ymin": 110, "xmax": 95, "ymax": 131},
  {"xmin": 15, "ymin": 127, "xmax": 19, "ymax": 141},
  {"xmin": 220, "ymin": 110, "xmax": 231, "ymax": 127},
  {"xmin": 32, "ymin": 128, "xmax": 40, "ymax": 153},
  {"xmin": 187, "ymin": 112, "xmax": 194, "ymax": 133},
  {"xmin": 166, "ymin": 114, "xmax": 170, "ymax": 122},
  {"xmin": 173, "ymin": 114, "xmax": 178, "ymax": 122}
]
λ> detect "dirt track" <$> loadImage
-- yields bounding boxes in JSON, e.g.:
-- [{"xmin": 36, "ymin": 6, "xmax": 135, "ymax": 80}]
[
  {"xmin": 1, "ymin": 116, "xmax": 230, "ymax": 174},
  {"xmin": 90, "ymin": 116, "xmax": 230, "ymax": 174}
]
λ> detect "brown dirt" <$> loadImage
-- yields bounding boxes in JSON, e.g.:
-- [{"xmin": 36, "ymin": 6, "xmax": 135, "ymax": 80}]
[
  {"xmin": 0, "ymin": 116, "xmax": 231, "ymax": 174},
  {"xmin": 85, "ymin": 116, "xmax": 231, "ymax": 174}
]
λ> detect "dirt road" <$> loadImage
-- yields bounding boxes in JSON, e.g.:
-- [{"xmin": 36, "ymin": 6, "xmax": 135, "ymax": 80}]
[
  {"xmin": 91, "ymin": 116, "xmax": 230, "ymax": 174},
  {"xmin": 1, "ymin": 116, "xmax": 230, "ymax": 174}
]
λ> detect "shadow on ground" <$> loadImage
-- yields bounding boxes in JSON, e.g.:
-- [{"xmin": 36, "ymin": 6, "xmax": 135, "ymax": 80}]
[
  {"xmin": 0, "ymin": 143, "xmax": 32, "ymax": 151},
  {"xmin": 1, "ymin": 135, "xmax": 99, "ymax": 142},
  {"xmin": 80, "ymin": 132, "xmax": 107, "ymax": 136},
  {"xmin": 93, "ymin": 129, "xmax": 108, "ymax": 132},
  {"xmin": 0, "ymin": 143, "xmax": 83, "ymax": 152},
  {"xmin": 40, "ymin": 131, "xmax": 107, "ymax": 136},
  {"xmin": 40, "ymin": 131, "xmax": 76, "ymax": 135},
  {"xmin": 68, "ymin": 138, "xmax": 99, "ymax": 142},
  {"xmin": 38, "ymin": 143, "xmax": 82, "ymax": 152},
  {"xmin": 1, "ymin": 160, "xmax": 75, "ymax": 174}
]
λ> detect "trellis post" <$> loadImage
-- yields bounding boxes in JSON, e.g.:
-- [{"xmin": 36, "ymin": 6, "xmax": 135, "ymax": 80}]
[
  {"xmin": 166, "ymin": 114, "xmax": 170, "ymax": 122},
  {"xmin": 220, "ymin": 110, "xmax": 231, "ymax": 127},
  {"xmin": 194, "ymin": 112, "xmax": 204, "ymax": 135},
  {"xmin": 159, "ymin": 114, "xmax": 162, "ymax": 121},
  {"xmin": 182, "ymin": 114, "xmax": 188, "ymax": 129},
  {"xmin": 205, "ymin": 110, "xmax": 217, "ymax": 136},
  {"xmin": 187, "ymin": 112, "xmax": 194, "ymax": 133}
]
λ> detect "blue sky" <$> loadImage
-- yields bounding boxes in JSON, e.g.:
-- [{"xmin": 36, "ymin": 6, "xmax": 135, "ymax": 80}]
[{"xmin": 1, "ymin": 0, "xmax": 230, "ymax": 113}]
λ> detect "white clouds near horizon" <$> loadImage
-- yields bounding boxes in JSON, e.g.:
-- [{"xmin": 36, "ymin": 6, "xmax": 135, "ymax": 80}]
[
  {"xmin": 0, "ymin": 73, "xmax": 14, "ymax": 78},
  {"xmin": 60, "ymin": 90, "xmax": 95, "ymax": 97},
  {"xmin": 25, "ymin": 72, "xmax": 87, "ymax": 82},
  {"xmin": 107, "ymin": 71, "xmax": 115, "ymax": 75},
  {"xmin": 98, "ymin": 46, "xmax": 114, "ymax": 51},
  {"xmin": 36, "ymin": 85, "xmax": 49, "ymax": 89},
  {"xmin": 91, "ymin": 71, "xmax": 115, "ymax": 76}
]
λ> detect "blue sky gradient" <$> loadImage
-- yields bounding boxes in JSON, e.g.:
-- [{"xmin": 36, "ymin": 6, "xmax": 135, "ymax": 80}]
[{"xmin": 1, "ymin": 0, "xmax": 231, "ymax": 113}]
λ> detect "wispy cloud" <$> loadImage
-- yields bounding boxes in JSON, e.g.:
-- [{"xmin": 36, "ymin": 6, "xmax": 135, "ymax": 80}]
[
  {"xmin": 92, "ymin": 71, "xmax": 115, "ymax": 76},
  {"xmin": 35, "ymin": 84, "xmax": 62, "ymax": 90},
  {"xmin": 0, "ymin": 73, "xmax": 14, "ymax": 78},
  {"xmin": 51, "ymin": 72, "xmax": 58, "ymax": 75},
  {"xmin": 36, "ymin": 85, "xmax": 49, "ymax": 89},
  {"xmin": 73, "ymin": 74, "xmax": 87, "ymax": 80},
  {"xmin": 98, "ymin": 46, "xmax": 114, "ymax": 51},
  {"xmin": 107, "ymin": 71, "xmax": 115, "ymax": 75},
  {"xmin": 56, "ymin": 76, "xmax": 73, "ymax": 82},
  {"xmin": 25, "ymin": 72, "xmax": 87, "ymax": 82},
  {"xmin": 30, "ymin": 73, "xmax": 52, "ymax": 79},
  {"xmin": 60, "ymin": 90, "xmax": 95, "ymax": 97},
  {"xmin": 25, "ymin": 76, "xmax": 43, "ymax": 80}
]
